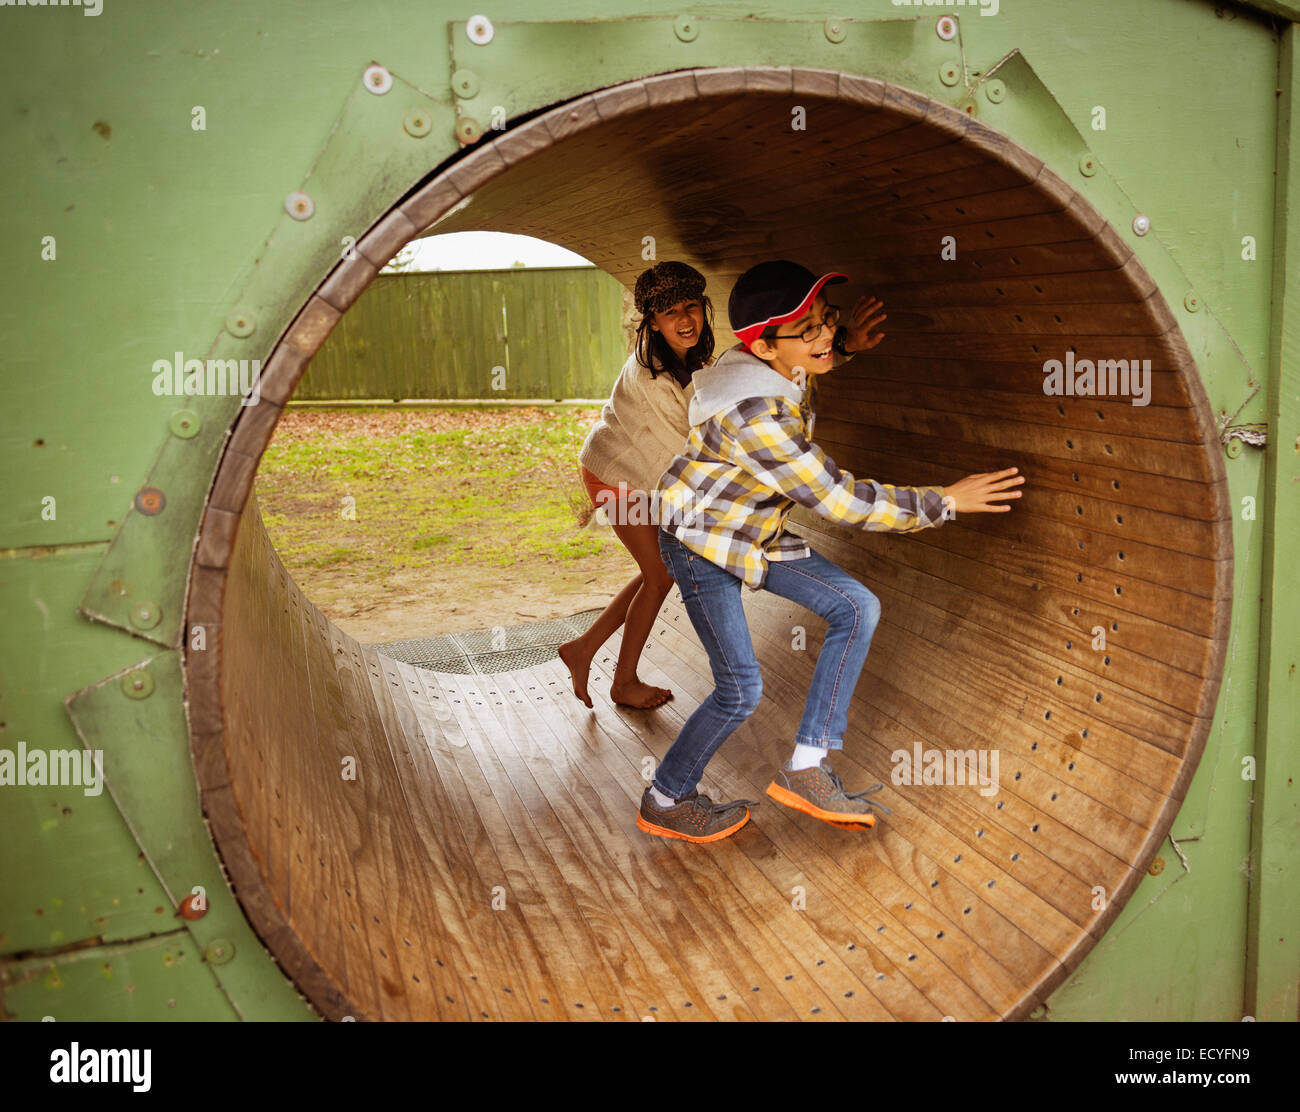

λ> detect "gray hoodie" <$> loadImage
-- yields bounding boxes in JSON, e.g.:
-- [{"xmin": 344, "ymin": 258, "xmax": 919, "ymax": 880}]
[{"xmin": 687, "ymin": 344, "xmax": 807, "ymax": 427}]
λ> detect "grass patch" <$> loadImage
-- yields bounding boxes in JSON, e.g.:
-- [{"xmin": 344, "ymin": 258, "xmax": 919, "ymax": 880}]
[{"xmin": 256, "ymin": 406, "xmax": 619, "ymax": 580}]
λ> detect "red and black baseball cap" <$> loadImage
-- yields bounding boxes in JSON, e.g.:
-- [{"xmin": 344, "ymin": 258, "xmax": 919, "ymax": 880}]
[{"xmin": 729, "ymin": 260, "xmax": 848, "ymax": 348}]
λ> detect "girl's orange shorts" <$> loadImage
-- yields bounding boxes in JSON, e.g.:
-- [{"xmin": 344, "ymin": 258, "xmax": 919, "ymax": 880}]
[{"xmin": 581, "ymin": 465, "xmax": 636, "ymax": 504}]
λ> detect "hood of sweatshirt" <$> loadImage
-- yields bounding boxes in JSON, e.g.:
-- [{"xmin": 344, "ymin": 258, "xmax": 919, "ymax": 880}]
[{"xmin": 686, "ymin": 344, "xmax": 807, "ymax": 426}]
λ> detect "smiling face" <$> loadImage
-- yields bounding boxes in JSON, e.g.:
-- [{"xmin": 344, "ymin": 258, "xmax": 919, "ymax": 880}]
[
  {"xmin": 750, "ymin": 294, "xmax": 837, "ymax": 382},
  {"xmin": 650, "ymin": 299, "xmax": 706, "ymax": 360}
]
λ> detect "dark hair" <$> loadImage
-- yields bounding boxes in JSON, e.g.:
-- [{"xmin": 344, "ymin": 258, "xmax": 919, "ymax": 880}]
[{"xmin": 635, "ymin": 294, "xmax": 716, "ymax": 385}]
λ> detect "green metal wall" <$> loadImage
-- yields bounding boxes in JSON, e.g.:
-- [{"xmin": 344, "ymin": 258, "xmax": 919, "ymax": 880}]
[
  {"xmin": 298, "ymin": 268, "xmax": 628, "ymax": 401},
  {"xmin": 1, "ymin": 0, "xmax": 1296, "ymax": 1022}
]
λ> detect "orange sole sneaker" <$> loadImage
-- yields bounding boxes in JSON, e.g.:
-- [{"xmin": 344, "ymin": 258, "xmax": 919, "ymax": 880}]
[
  {"xmin": 635, "ymin": 807, "xmax": 752, "ymax": 843},
  {"xmin": 765, "ymin": 782, "xmax": 877, "ymax": 828}
]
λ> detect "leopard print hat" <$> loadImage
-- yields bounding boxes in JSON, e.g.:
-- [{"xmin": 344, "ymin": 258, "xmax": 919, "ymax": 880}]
[{"xmin": 634, "ymin": 261, "xmax": 707, "ymax": 316}]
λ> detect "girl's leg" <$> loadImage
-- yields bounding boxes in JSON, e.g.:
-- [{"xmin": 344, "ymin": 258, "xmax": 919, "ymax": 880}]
[
  {"xmin": 558, "ymin": 502, "xmax": 675, "ymax": 709},
  {"xmin": 558, "ymin": 574, "xmax": 642, "ymax": 708},
  {"xmin": 606, "ymin": 519, "xmax": 676, "ymax": 708}
]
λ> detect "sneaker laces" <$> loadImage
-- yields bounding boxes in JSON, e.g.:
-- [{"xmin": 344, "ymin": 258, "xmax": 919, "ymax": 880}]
[
  {"xmin": 693, "ymin": 792, "xmax": 761, "ymax": 813},
  {"xmin": 825, "ymin": 770, "xmax": 893, "ymax": 816}
]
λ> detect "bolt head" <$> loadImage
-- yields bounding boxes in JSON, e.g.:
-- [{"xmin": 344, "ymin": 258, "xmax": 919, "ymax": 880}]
[
  {"xmin": 1132, "ymin": 213, "xmax": 1151, "ymax": 236},
  {"xmin": 285, "ymin": 191, "xmax": 315, "ymax": 221},
  {"xmin": 403, "ymin": 110, "xmax": 433, "ymax": 139},
  {"xmin": 466, "ymin": 15, "xmax": 494, "ymax": 45},
  {"xmin": 362, "ymin": 64, "xmax": 393, "ymax": 95}
]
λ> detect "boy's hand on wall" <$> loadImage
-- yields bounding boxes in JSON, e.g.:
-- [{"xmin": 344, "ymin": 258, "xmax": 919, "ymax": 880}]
[
  {"xmin": 843, "ymin": 295, "xmax": 887, "ymax": 352},
  {"xmin": 942, "ymin": 467, "xmax": 1024, "ymax": 515}
]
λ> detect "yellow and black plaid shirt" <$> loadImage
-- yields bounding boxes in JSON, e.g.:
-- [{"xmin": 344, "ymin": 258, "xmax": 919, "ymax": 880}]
[{"xmin": 658, "ymin": 387, "xmax": 947, "ymax": 588}]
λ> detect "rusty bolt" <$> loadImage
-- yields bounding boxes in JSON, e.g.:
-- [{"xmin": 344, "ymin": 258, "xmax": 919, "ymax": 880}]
[
  {"xmin": 134, "ymin": 487, "xmax": 165, "ymax": 515},
  {"xmin": 177, "ymin": 893, "xmax": 207, "ymax": 921}
]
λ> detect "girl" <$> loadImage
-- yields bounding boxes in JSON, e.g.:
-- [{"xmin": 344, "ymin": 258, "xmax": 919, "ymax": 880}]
[{"xmin": 559, "ymin": 261, "xmax": 715, "ymax": 710}]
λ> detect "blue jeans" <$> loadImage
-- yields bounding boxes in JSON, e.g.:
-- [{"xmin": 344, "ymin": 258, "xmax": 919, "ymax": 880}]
[{"xmin": 653, "ymin": 529, "xmax": 882, "ymax": 800}]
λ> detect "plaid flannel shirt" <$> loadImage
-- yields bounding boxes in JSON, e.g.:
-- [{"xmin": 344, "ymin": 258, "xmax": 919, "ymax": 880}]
[{"xmin": 658, "ymin": 376, "xmax": 947, "ymax": 588}]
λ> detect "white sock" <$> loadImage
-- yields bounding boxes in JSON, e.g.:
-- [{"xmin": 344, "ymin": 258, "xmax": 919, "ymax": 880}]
[
  {"xmin": 790, "ymin": 743, "xmax": 827, "ymax": 771},
  {"xmin": 650, "ymin": 786, "xmax": 676, "ymax": 808}
]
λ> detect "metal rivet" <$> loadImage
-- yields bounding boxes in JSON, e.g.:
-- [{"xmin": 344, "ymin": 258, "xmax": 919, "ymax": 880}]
[
  {"xmin": 1225, "ymin": 439, "xmax": 1244, "ymax": 459},
  {"xmin": 957, "ymin": 97, "xmax": 978, "ymax": 117},
  {"xmin": 1078, "ymin": 155, "xmax": 1097, "ymax": 177},
  {"xmin": 363, "ymin": 64, "xmax": 392, "ymax": 95},
  {"xmin": 130, "ymin": 602, "xmax": 162, "ymax": 631},
  {"xmin": 1184, "ymin": 291, "xmax": 1201, "ymax": 313},
  {"xmin": 121, "ymin": 669, "xmax": 154, "ymax": 700},
  {"xmin": 224, "ymin": 310, "xmax": 255, "ymax": 338},
  {"xmin": 466, "ymin": 15, "xmax": 494, "ymax": 45},
  {"xmin": 1132, "ymin": 213, "xmax": 1151, "ymax": 236},
  {"xmin": 824, "ymin": 19, "xmax": 846, "ymax": 44},
  {"xmin": 285, "ymin": 191, "xmax": 315, "ymax": 221},
  {"xmin": 177, "ymin": 894, "xmax": 207, "ymax": 921},
  {"xmin": 134, "ymin": 487, "xmax": 165, "ymax": 515},
  {"xmin": 984, "ymin": 79, "xmax": 1006, "ymax": 104},
  {"xmin": 452, "ymin": 69, "xmax": 480, "ymax": 99},
  {"xmin": 169, "ymin": 410, "xmax": 200, "ymax": 439},
  {"xmin": 936, "ymin": 15, "xmax": 958, "ymax": 41},
  {"xmin": 403, "ymin": 110, "xmax": 433, "ymax": 138},
  {"xmin": 939, "ymin": 62, "xmax": 961, "ymax": 87},
  {"xmin": 203, "ymin": 939, "xmax": 235, "ymax": 965},
  {"xmin": 674, "ymin": 14, "xmax": 699, "ymax": 42},
  {"xmin": 1148, "ymin": 857, "xmax": 1165, "ymax": 876},
  {"xmin": 455, "ymin": 117, "xmax": 483, "ymax": 145}
]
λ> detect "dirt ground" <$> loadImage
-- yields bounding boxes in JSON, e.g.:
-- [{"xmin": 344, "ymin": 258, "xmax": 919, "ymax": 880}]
[{"xmin": 308, "ymin": 556, "xmax": 628, "ymax": 644}]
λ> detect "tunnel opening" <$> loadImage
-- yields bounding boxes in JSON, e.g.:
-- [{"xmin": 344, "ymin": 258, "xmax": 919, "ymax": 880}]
[{"xmin": 186, "ymin": 68, "xmax": 1231, "ymax": 1021}]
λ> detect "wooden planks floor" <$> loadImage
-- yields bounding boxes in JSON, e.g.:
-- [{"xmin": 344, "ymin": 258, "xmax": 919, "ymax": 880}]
[{"xmin": 258, "ymin": 584, "xmax": 1071, "ymax": 1022}]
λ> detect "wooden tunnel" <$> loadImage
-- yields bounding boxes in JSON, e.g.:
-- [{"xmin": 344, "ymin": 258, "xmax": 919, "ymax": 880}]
[{"xmin": 185, "ymin": 68, "xmax": 1231, "ymax": 1020}]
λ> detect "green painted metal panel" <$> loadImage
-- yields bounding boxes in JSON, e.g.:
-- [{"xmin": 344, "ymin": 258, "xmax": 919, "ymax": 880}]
[
  {"xmin": 2, "ymin": 933, "xmax": 239, "ymax": 1022},
  {"xmin": 62, "ymin": 652, "xmax": 315, "ymax": 1021},
  {"xmin": 1247, "ymin": 22, "xmax": 1300, "ymax": 1024},
  {"xmin": 0, "ymin": 547, "xmax": 178, "ymax": 954},
  {"xmin": 0, "ymin": 0, "xmax": 1292, "ymax": 1021}
]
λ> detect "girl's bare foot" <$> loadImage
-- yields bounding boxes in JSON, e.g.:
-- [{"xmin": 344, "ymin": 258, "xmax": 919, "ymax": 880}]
[
  {"xmin": 611, "ymin": 677, "xmax": 673, "ymax": 709},
  {"xmin": 557, "ymin": 641, "xmax": 593, "ymax": 708}
]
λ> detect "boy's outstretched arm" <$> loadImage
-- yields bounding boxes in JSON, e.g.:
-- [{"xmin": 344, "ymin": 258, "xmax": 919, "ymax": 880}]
[{"xmin": 732, "ymin": 403, "xmax": 949, "ymax": 532}]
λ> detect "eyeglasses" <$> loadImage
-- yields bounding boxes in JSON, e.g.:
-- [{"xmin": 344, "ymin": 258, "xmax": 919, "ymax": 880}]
[{"xmin": 769, "ymin": 305, "xmax": 840, "ymax": 344}]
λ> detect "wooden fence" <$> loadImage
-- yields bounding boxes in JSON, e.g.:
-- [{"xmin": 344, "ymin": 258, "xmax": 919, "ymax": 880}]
[{"xmin": 296, "ymin": 267, "xmax": 632, "ymax": 400}]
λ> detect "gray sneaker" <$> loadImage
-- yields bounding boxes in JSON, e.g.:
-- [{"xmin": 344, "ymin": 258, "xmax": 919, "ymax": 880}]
[
  {"xmin": 636, "ymin": 788, "xmax": 758, "ymax": 843},
  {"xmin": 766, "ymin": 760, "xmax": 891, "ymax": 828}
]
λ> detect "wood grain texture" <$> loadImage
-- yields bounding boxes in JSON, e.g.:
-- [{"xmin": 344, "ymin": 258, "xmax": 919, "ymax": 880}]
[{"xmin": 185, "ymin": 69, "xmax": 1230, "ymax": 1021}]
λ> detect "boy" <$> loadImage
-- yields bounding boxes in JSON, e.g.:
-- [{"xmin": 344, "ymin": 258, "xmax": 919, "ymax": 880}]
[{"xmin": 640, "ymin": 260, "xmax": 1024, "ymax": 843}]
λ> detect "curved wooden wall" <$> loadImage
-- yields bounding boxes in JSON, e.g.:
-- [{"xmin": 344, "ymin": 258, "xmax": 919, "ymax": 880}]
[{"xmin": 185, "ymin": 69, "xmax": 1231, "ymax": 1021}]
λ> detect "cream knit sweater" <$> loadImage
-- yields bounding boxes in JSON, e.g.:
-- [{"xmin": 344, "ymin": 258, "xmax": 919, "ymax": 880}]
[{"xmin": 579, "ymin": 353, "xmax": 700, "ymax": 495}]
